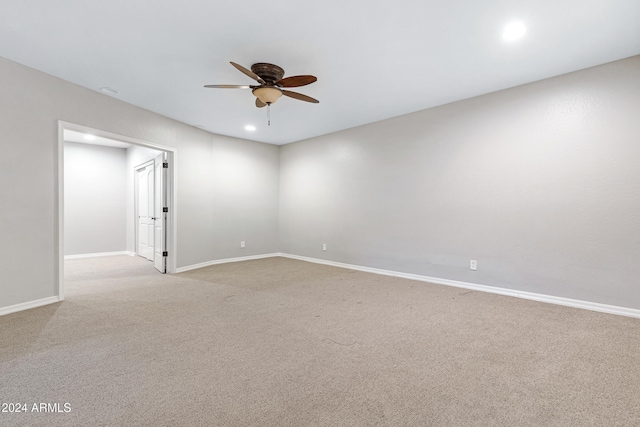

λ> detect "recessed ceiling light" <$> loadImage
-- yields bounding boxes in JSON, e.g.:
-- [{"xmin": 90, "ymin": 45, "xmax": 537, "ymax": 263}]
[
  {"xmin": 245, "ymin": 125, "xmax": 256, "ymax": 131},
  {"xmin": 84, "ymin": 134, "xmax": 96, "ymax": 141},
  {"xmin": 503, "ymin": 22, "xmax": 526, "ymax": 41},
  {"xmin": 100, "ymin": 87, "xmax": 119, "ymax": 94}
]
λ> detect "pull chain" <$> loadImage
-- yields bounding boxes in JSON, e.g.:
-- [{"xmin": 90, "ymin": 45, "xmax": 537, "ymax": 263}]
[{"xmin": 267, "ymin": 103, "xmax": 271, "ymax": 126}]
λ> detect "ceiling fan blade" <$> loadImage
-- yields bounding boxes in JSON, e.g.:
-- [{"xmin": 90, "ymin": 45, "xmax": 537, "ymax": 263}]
[
  {"xmin": 277, "ymin": 75, "xmax": 317, "ymax": 88},
  {"xmin": 256, "ymin": 98, "xmax": 266, "ymax": 108},
  {"xmin": 203, "ymin": 84, "xmax": 253, "ymax": 89},
  {"xmin": 230, "ymin": 62, "xmax": 265, "ymax": 84},
  {"xmin": 281, "ymin": 90, "xmax": 319, "ymax": 103}
]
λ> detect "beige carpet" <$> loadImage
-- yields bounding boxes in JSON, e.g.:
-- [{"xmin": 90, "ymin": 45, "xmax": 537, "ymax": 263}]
[{"xmin": 1, "ymin": 255, "xmax": 639, "ymax": 426}]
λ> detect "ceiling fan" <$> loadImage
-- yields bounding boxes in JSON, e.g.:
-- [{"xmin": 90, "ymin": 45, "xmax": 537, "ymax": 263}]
[{"xmin": 204, "ymin": 62, "xmax": 319, "ymax": 124}]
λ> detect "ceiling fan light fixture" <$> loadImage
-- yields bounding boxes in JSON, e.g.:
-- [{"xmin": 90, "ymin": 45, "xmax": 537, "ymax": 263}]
[{"xmin": 253, "ymin": 87, "xmax": 282, "ymax": 104}]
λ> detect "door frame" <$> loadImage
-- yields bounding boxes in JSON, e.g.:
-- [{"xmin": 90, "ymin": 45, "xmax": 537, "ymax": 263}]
[{"xmin": 56, "ymin": 121, "xmax": 178, "ymax": 300}]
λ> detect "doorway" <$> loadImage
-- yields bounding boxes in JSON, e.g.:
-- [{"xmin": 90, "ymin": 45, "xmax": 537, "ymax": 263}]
[{"xmin": 56, "ymin": 121, "xmax": 177, "ymax": 300}]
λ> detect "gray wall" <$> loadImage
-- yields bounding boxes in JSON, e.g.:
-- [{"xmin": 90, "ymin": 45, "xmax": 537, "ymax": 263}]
[
  {"xmin": 0, "ymin": 55, "xmax": 280, "ymax": 309},
  {"xmin": 279, "ymin": 56, "xmax": 640, "ymax": 309},
  {"xmin": 64, "ymin": 142, "xmax": 127, "ymax": 255}
]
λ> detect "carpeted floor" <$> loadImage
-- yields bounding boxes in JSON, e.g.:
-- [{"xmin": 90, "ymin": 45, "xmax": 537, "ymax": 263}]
[{"xmin": 1, "ymin": 255, "xmax": 639, "ymax": 426}]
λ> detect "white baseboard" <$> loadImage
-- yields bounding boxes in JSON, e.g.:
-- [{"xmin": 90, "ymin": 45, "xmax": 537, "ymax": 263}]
[
  {"xmin": 0, "ymin": 296, "xmax": 62, "ymax": 317},
  {"xmin": 279, "ymin": 253, "xmax": 640, "ymax": 319},
  {"xmin": 176, "ymin": 253, "xmax": 281, "ymax": 273},
  {"xmin": 65, "ymin": 251, "xmax": 135, "ymax": 259}
]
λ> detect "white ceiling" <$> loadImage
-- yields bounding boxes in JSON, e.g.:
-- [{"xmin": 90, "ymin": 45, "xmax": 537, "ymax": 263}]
[
  {"xmin": 1, "ymin": 1, "xmax": 639, "ymax": 145},
  {"xmin": 64, "ymin": 129, "xmax": 132, "ymax": 149}
]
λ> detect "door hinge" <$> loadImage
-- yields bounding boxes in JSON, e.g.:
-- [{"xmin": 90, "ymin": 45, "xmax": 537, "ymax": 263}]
[
  {"xmin": 162, "ymin": 251, "xmax": 168, "ymax": 257},
  {"xmin": 163, "ymin": 207, "xmax": 168, "ymax": 213},
  {"xmin": 163, "ymin": 162, "xmax": 169, "ymax": 168}
]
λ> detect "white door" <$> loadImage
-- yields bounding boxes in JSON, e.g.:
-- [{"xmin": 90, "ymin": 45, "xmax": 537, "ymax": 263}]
[
  {"xmin": 137, "ymin": 163, "xmax": 154, "ymax": 261},
  {"xmin": 153, "ymin": 153, "xmax": 167, "ymax": 273}
]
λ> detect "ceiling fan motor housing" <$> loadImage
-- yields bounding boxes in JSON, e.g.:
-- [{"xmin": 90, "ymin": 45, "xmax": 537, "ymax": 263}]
[{"xmin": 251, "ymin": 63, "xmax": 285, "ymax": 84}]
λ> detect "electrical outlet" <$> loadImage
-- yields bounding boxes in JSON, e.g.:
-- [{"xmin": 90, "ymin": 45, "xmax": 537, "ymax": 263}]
[
  {"xmin": 240, "ymin": 241, "xmax": 245, "ymax": 248},
  {"xmin": 470, "ymin": 260, "xmax": 477, "ymax": 271},
  {"xmin": 322, "ymin": 243, "xmax": 327, "ymax": 251}
]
